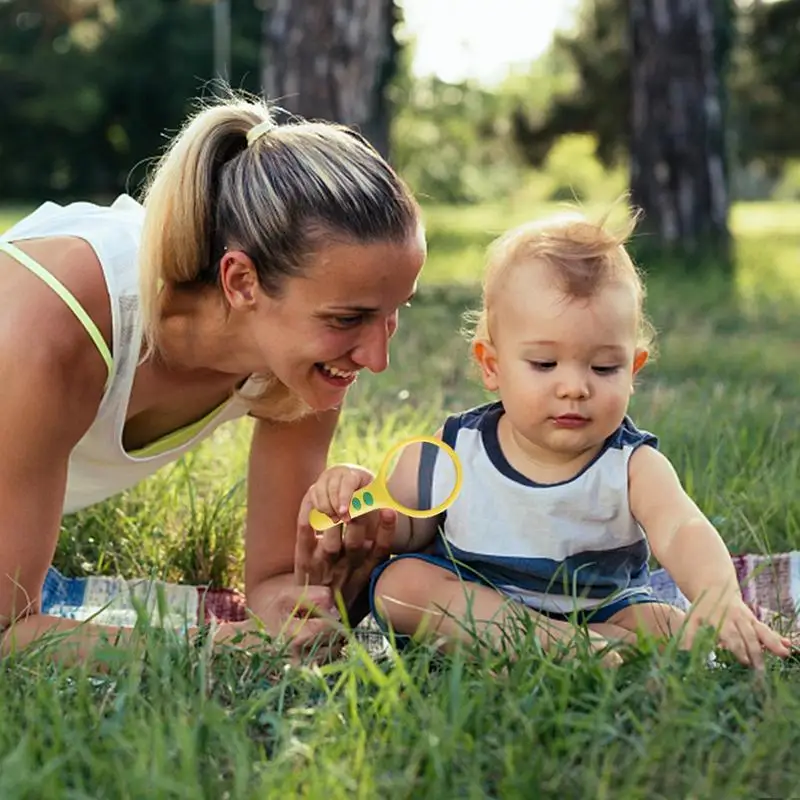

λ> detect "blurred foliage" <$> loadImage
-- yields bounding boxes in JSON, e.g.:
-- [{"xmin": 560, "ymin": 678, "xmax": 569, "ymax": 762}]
[
  {"xmin": 389, "ymin": 75, "xmax": 522, "ymax": 204},
  {"xmin": 511, "ymin": 0, "xmax": 628, "ymax": 169},
  {"xmin": 0, "ymin": 0, "xmax": 262, "ymax": 199},
  {"xmin": 730, "ymin": 0, "xmax": 800, "ymax": 177},
  {"xmin": 774, "ymin": 160, "xmax": 800, "ymax": 201},
  {"xmin": 510, "ymin": 0, "xmax": 800, "ymax": 196},
  {"xmin": 0, "ymin": 0, "xmax": 798, "ymax": 204},
  {"xmin": 388, "ymin": 31, "xmax": 627, "ymax": 205}
]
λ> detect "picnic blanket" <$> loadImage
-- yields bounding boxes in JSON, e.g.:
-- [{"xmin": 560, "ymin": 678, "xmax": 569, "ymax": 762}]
[
  {"xmin": 40, "ymin": 552, "xmax": 800, "ymax": 635},
  {"xmin": 41, "ymin": 566, "xmax": 247, "ymax": 630}
]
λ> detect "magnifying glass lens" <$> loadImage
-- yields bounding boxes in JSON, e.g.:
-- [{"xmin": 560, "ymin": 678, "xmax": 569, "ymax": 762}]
[{"xmin": 385, "ymin": 439, "xmax": 459, "ymax": 514}]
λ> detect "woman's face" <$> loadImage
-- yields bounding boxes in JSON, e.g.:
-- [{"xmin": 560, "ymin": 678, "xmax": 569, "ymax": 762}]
[{"xmin": 246, "ymin": 226, "xmax": 426, "ymax": 411}]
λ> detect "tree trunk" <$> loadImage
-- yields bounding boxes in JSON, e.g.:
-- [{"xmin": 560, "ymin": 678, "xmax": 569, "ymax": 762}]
[
  {"xmin": 260, "ymin": 0, "xmax": 398, "ymax": 157},
  {"xmin": 629, "ymin": 0, "xmax": 732, "ymax": 265}
]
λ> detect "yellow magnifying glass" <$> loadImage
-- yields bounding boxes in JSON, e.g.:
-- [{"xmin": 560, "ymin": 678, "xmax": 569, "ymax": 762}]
[{"xmin": 308, "ymin": 435, "xmax": 463, "ymax": 532}]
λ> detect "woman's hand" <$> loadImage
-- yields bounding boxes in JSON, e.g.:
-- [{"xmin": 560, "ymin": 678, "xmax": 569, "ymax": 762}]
[
  {"xmin": 213, "ymin": 582, "xmax": 345, "ymax": 663},
  {"xmin": 295, "ymin": 482, "xmax": 396, "ymax": 616}
]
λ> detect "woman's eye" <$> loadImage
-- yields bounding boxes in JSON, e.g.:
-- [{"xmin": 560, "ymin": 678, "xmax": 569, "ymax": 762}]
[
  {"xmin": 330, "ymin": 315, "xmax": 364, "ymax": 329},
  {"xmin": 593, "ymin": 365, "xmax": 620, "ymax": 375},
  {"xmin": 529, "ymin": 360, "xmax": 556, "ymax": 371}
]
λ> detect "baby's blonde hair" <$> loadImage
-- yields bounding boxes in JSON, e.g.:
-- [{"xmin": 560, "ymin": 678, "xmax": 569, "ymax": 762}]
[{"xmin": 468, "ymin": 208, "xmax": 655, "ymax": 352}]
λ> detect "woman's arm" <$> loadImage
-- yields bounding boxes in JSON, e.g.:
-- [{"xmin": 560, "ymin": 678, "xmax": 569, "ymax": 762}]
[
  {"xmin": 245, "ymin": 407, "xmax": 400, "ymax": 647},
  {"xmin": 0, "ymin": 238, "xmax": 116, "ymax": 658},
  {"xmin": 244, "ymin": 409, "xmax": 341, "ymax": 596},
  {"xmin": 244, "ymin": 410, "xmax": 345, "ymax": 646}
]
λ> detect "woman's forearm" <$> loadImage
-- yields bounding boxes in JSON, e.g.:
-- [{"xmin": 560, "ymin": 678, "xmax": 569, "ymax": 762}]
[
  {"xmin": 247, "ymin": 570, "xmax": 339, "ymax": 629},
  {"xmin": 0, "ymin": 612, "xmax": 254, "ymax": 665},
  {"xmin": 247, "ymin": 570, "xmax": 296, "ymax": 617},
  {"xmin": 1, "ymin": 613, "xmax": 145, "ymax": 663}
]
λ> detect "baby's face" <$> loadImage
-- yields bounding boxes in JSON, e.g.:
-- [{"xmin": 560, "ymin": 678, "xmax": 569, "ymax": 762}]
[{"xmin": 476, "ymin": 261, "xmax": 645, "ymax": 460}]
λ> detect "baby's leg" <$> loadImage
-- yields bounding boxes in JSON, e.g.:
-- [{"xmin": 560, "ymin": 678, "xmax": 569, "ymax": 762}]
[
  {"xmin": 603, "ymin": 602, "xmax": 687, "ymax": 643},
  {"xmin": 373, "ymin": 558, "xmax": 622, "ymax": 665}
]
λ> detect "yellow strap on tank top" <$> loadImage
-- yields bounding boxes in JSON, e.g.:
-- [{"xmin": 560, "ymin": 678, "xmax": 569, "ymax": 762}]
[
  {"xmin": 127, "ymin": 402, "xmax": 229, "ymax": 458},
  {"xmin": 0, "ymin": 240, "xmax": 114, "ymax": 386}
]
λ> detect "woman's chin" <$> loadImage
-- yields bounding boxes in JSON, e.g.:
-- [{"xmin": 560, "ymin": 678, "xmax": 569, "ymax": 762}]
[{"xmin": 290, "ymin": 366, "xmax": 356, "ymax": 411}]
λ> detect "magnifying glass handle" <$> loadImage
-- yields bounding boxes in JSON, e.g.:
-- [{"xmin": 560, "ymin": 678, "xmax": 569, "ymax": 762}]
[
  {"xmin": 308, "ymin": 483, "xmax": 383, "ymax": 532},
  {"xmin": 308, "ymin": 508, "xmax": 338, "ymax": 531}
]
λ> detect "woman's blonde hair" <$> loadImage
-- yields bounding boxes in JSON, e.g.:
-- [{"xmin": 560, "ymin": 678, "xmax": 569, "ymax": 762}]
[
  {"xmin": 138, "ymin": 92, "xmax": 420, "ymax": 421},
  {"xmin": 467, "ymin": 207, "xmax": 655, "ymax": 353}
]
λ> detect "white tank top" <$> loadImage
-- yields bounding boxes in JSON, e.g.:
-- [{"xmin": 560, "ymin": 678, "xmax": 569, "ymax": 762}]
[
  {"xmin": 424, "ymin": 401, "xmax": 657, "ymax": 613},
  {"xmin": 1, "ymin": 195, "xmax": 255, "ymax": 514}
]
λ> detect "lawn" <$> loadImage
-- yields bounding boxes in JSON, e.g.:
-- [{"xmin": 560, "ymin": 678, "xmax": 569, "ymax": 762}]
[{"xmin": 1, "ymin": 199, "xmax": 799, "ymax": 797}]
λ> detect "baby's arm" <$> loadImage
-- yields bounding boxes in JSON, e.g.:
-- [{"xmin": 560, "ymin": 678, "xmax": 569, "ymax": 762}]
[
  {"xmin": 385, "ymin": 435, "xmax": 442, "ymax": 553},
  {"xmin": 629, "ymin": 446, "xmax": 739, "ymax": 604},
  {"xmin": 628, "ymin": 446, "xmax": 790, "ymax": 667}
]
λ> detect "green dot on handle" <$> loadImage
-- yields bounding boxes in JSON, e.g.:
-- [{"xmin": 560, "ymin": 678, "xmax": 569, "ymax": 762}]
[
  {"xmin": 351, "ymin": 497, "xmax": 362, "ymax": 511},
  {"xmin": 363, "ymin": 492, "xmax": 374, "ymax": 506}
]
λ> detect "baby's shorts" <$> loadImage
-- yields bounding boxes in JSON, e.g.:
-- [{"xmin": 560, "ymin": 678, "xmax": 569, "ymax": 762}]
[{"xmin": 368, "ymin": 552, "xmax": 662, "ymax": 646}]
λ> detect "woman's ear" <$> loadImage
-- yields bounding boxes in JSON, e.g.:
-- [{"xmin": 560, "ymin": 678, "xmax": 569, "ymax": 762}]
[
  {"xmin": 219, "ymin": 249, "xmax": 259, "ymax": 309},
  {"xmin": 473, "ymin": 339, "xmax": 500, "ymax": 392}
]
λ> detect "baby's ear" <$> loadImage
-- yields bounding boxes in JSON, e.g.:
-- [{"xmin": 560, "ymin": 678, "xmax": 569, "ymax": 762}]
[
  {"xmin": 633, "ymin": 349, "xmax": 649, "ymax": 375},
  {"xmin": 473, "ymin": 339, "xmax": 500, "ymax": 392}
]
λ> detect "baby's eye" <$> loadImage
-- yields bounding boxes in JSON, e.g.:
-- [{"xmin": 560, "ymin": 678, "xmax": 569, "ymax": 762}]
[
  {"xmin": 593, "ymin": 365, "xmax": 621, "ymax": 375},
  {"xmin": 529, "ymin": 360, "xmax": 557, "ymax": 371}
]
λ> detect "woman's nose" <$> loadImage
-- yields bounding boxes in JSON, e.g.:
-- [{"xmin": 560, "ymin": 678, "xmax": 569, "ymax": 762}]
[{"xmin": 352, "ymin": 316, "xmax": 394, "ymax": 373}]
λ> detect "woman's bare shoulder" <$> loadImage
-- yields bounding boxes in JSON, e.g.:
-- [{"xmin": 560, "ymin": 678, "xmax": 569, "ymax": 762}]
[{"xmin": 0, "ymin": 236, "xmax": 111, "ymax": 411}]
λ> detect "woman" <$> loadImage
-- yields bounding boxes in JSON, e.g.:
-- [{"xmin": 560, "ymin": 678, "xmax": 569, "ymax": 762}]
[{"xmin": 0, "ymin": 94, "xmax": 424, "ymax": 661}]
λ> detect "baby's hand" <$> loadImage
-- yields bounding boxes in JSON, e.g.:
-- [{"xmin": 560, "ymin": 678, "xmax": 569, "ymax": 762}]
[
  {"xmin": 688, "ymin": 592, "xmax": 792, "ymax": 669},
  {"xmin": 309, "ymin": 464, "xmax": 375, "ymax": 526}
]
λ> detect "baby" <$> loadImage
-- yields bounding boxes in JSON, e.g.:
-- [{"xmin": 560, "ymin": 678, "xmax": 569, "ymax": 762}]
[{"xmin": 303, "ymin": 211, "xmax": 791, "ymax": 669}]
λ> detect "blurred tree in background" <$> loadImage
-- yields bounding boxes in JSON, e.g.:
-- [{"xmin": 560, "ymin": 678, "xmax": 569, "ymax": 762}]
[
  {"xmin": 511, "ymin": 0, "xmax": 800, "ymax": 198},
  {"xmin": 1, "ymin": 0, "xmax": 799, "ymax": 237},
  {"xmin": 731, "ymin": 0, "xmax": 800, "ymax": 196},
  {"xmin": 511, "ymin": 0, "xmax": 627, "ymax": 170},
  {"xmin": 628, "ymin": 0, "xmax": 732, "ymax": 263},
  {"xmin": 0, "ymin": 0, "xmax": 262, "ymax": 198},
  {"xmin": 260, "ymin": 0, "xmax": 398, "ymax": 156},
  {"xmin": 389, "ymin": 75, "xmax": 520, "ymax": 204}
]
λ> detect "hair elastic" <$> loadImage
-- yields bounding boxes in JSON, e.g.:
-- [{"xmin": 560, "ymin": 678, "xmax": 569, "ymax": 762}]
[{"xmin": 247, "ymin": 119, "xmax": 275, "ymax": 147}]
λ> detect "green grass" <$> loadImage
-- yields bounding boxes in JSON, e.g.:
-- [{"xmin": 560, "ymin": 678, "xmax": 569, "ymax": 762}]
[{"xmin": 2, "ymin": 200, "xmax": 800, "ymax": 796}]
